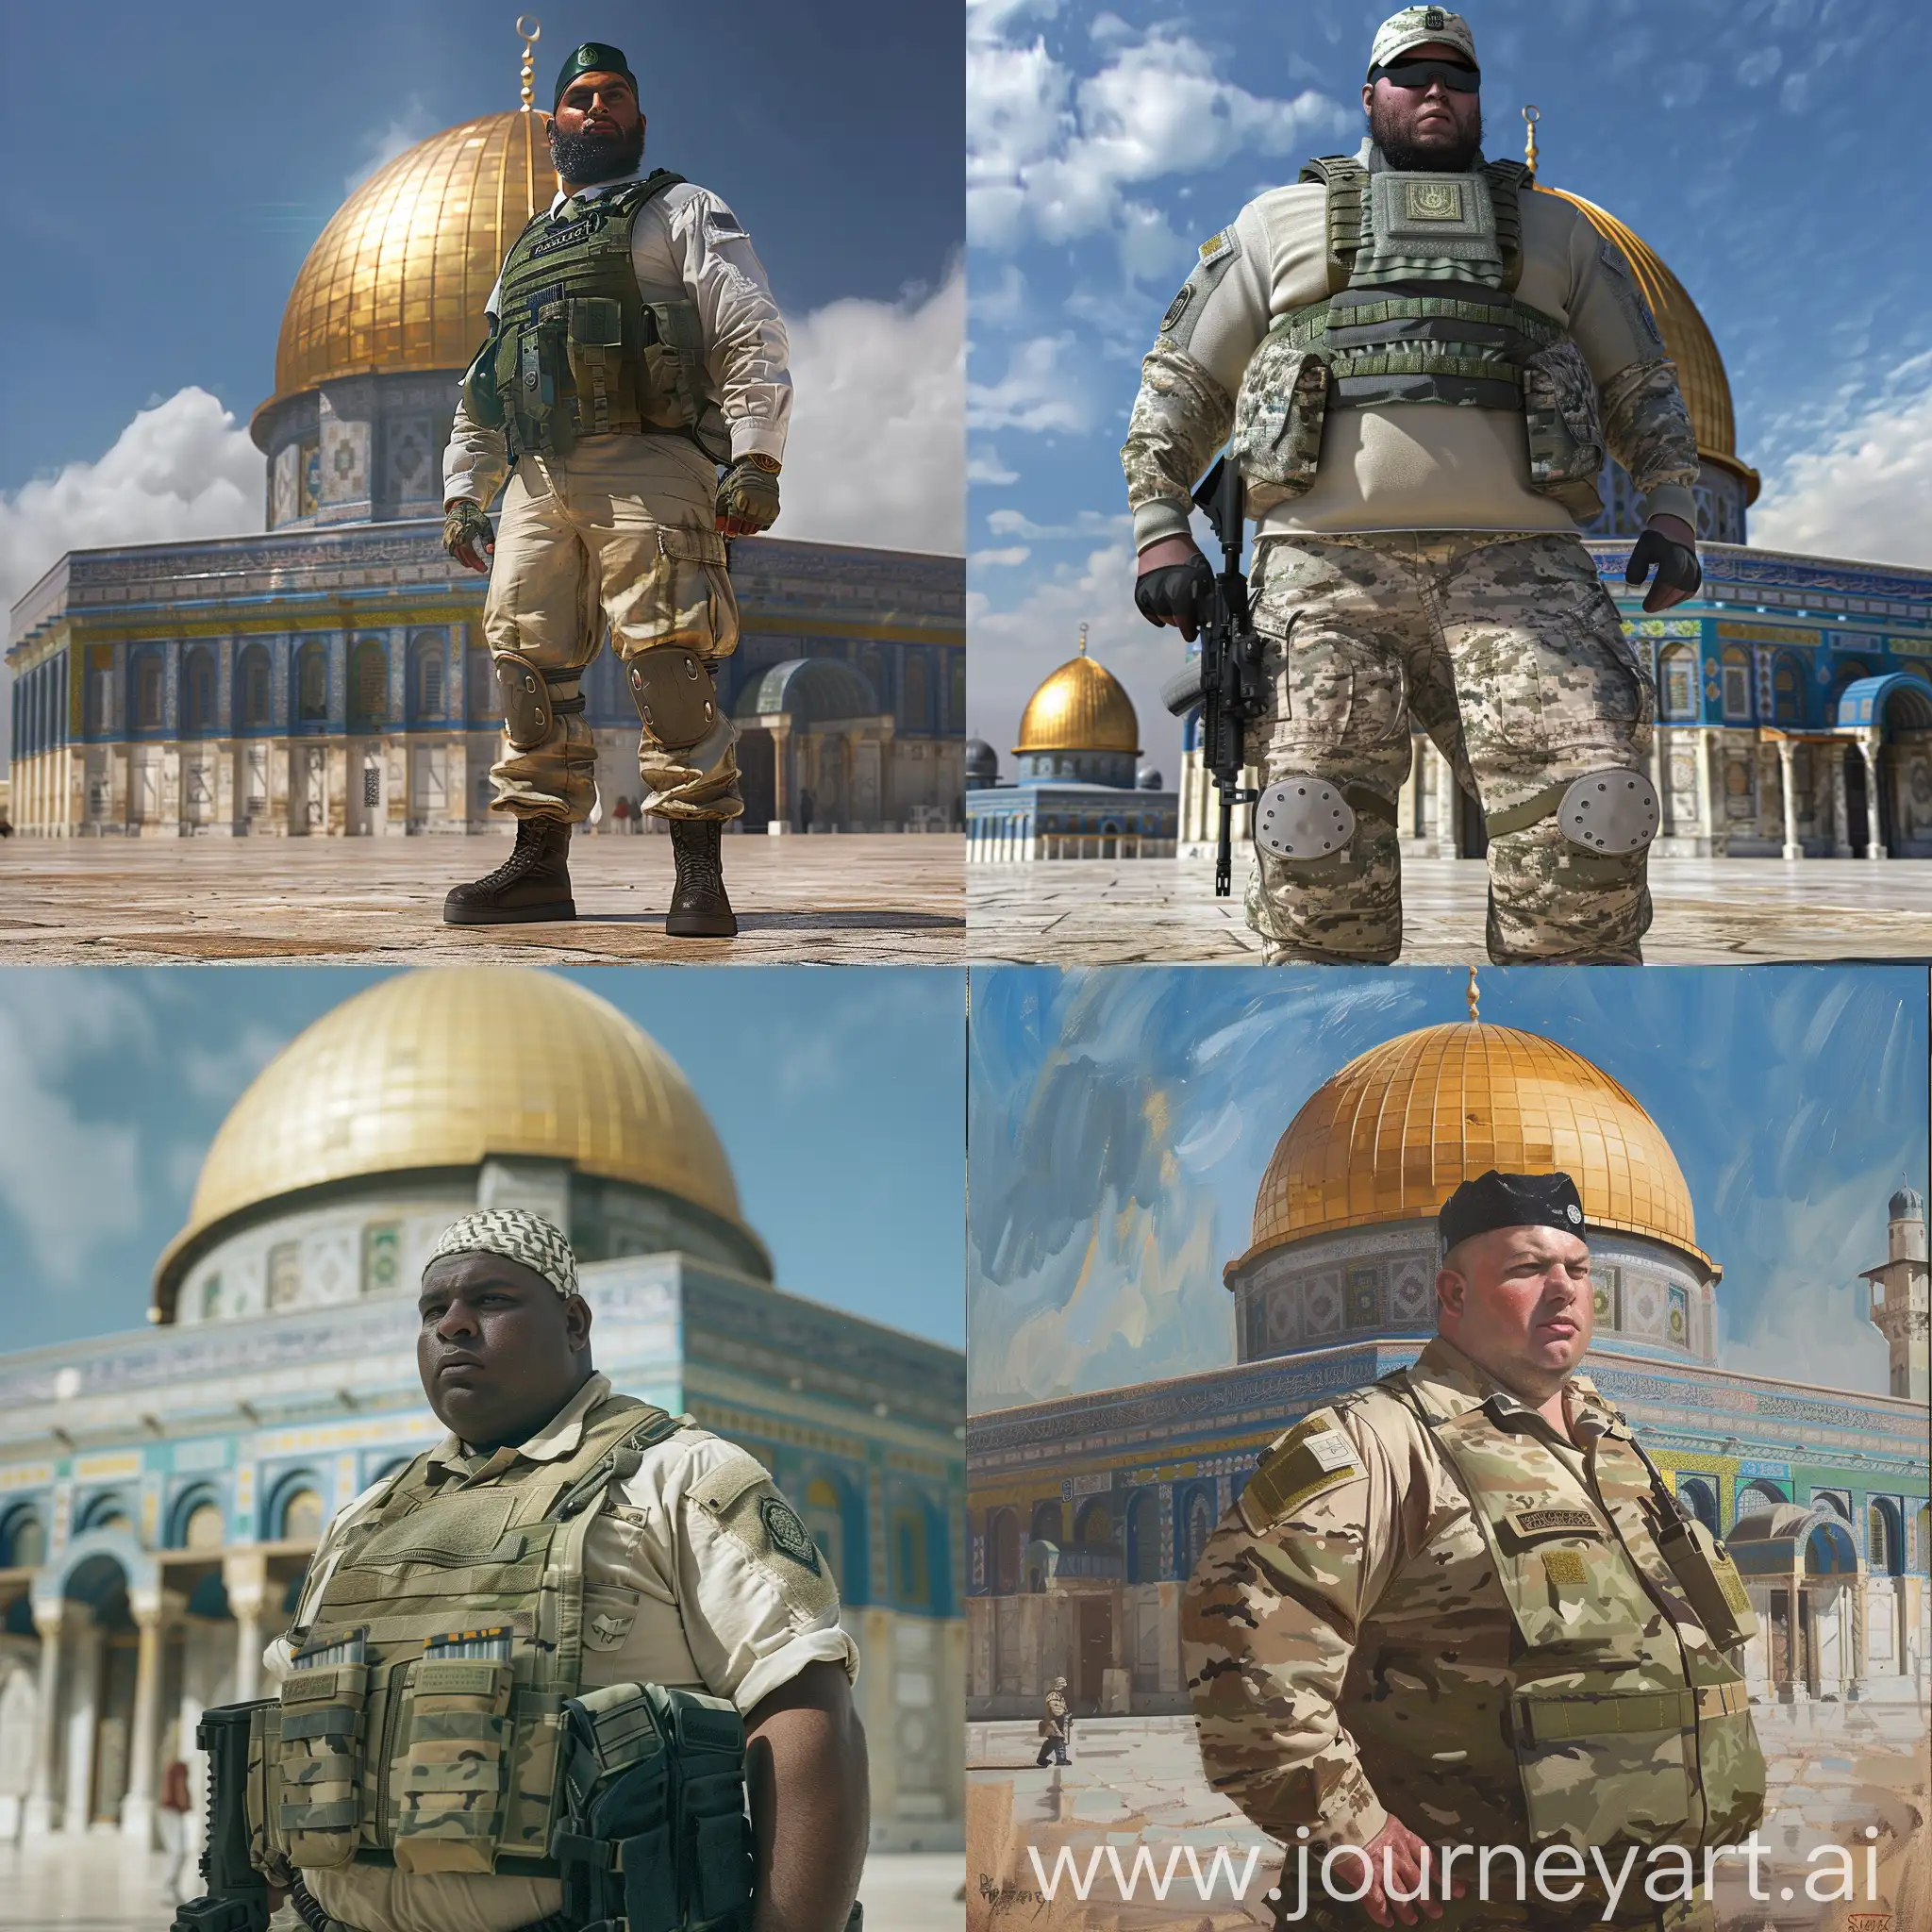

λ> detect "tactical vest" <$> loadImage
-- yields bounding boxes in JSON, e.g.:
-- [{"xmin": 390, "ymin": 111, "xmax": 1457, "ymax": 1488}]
[
  {"xmin": 245, "ymin": 1392, "xmax": 750, "ymax": 1896},
  {"xmin": 1341, "ymin": 1371, "xmax": 1763, "ymax": 1895},
  {"xmin": 463, "ymin": 172, "xmax": 731, "ymax": 466},
  {"xmin": 1230, "ymin": 155, "xmax": 1606, "ymax": 517}
]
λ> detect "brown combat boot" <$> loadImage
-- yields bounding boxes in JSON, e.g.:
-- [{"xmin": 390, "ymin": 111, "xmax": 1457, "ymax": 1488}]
[
  {"xmin": 665, "ymin": 818, "xmax": 737, "ymax": 938},
  {"xmin": 442, "ymin": 817, "xmax": 575, "ymax": 924}
]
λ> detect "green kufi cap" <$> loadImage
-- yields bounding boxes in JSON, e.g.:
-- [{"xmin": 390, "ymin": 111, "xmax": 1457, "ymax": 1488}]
[{"xmin": 554, "ymin": 41, "xmax": 638, "ymax": 111}]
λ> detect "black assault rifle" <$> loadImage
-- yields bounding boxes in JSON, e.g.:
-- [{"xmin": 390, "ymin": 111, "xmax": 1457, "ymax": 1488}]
[{"xmin": 1158, "ymin": 457, "xmax": 1266, "ymax": 895}]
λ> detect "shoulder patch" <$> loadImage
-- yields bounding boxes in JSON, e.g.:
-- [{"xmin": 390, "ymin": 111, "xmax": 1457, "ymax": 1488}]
[
  {"xmin": 1198, "ymin": 228, "xmax": 1240, "ymax": 270},
  {"xmin": 1237, "ymin": 1407, "xmax": 1363, "ymax": 1535},
  {"xmin": 687, "ymin": 1449, "xmax": 838, "ymax": 1624}
]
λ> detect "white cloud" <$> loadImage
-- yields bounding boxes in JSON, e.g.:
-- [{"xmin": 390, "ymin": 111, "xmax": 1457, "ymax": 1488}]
[
  {"xmin": 972, "ymin": 545, "xmax": 1032, "ymax": 569},
  {"xmin": 986, "ymin": 507, "xmax": 1127, "ymax": 540},
  {"xmin": 774, "ymin": 263, "xmax": 964, "ymax": 557},
  {"xmin": 969, "ymin": 15, "xmax": 1349, "ymax": 267},
  {"xmin": 1749, "ymin": 369, "xmax": 1932, "ymax": 569},
  {"xmin": 345, "ymin": 97, "xmax": 434, "ymax": 193},
  {"xmin": 0, "ymin": 977, "xmax": 152, "ymax": 1288},
  {"xmin": 968, "ymin": 448, "xmax": 1019, "ymax": 486},
  {"xmin": 1, "ymin": 388, "xmax": 264, "ymax": 629},
  {"xmin": 967, "ymin": 334, "xmax": 1090, "ymax": 435}
]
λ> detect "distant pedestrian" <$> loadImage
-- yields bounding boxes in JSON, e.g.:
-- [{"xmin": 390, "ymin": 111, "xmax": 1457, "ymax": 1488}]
[
  {"xmin": 158, "ymin": 1757, "xmax": 192, "ymax": 1902},
  {"xmin": 1035, "ymin": 1677, "xmax": 1072, "ymax": 1767}
]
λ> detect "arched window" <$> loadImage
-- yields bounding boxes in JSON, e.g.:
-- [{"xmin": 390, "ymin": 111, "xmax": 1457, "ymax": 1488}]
[
  {"xmin": 132, "ymin": 650, "xmax": 166, "ymax": 729},
  {"xmin": 1074, "ymin": 1499, "xmax": 1113, "ymax": 1547},
  {"xmin": 891, "ymin": 1506, "xmax": 930, "ymax": 1607},
  {"xmin": 78, "ymin": 1491, "xmax": 133, "ymax": 1534},
  {"xmin": 280, "ymin": 1488, "xmax": 325, "ymax": 1541},
  {"xmin": 1677, "ymin": 1477, "xmax": 1720, "ymax": 1535},
  {"xmin": 1772, "ymin": 656, "xmax": 1803, "ymax": 724},
  {"xmin": 988, "ymin": 1507, "xmax": 1021, "ymax": 1595},
  {"xmin": 1181, "ymin": 1492, "xmax": 1213, "ymax": 1578},
  {"xmin": 184, "ymin": 1502, "xmax": 225, "ymax": 1551},
  {"xmin": 904, "ymin": 654, "xmax": 929, "ymax": 730},
  {"xmin": 296, "ymin": 645, "xmax": 328, "ymax": 723},
  {"xmin": 1721, "ymin": 647, "xmax": 1751, "ymax": 723},
  {"xmin": 184, "ymin": 648, "xmax": 218, "ymax": 733},
  {"xmin": 1, "ymin": 1509, "xmax": 45, "ymax": 1569},
  {"xmin": 238, "ymin": 646, "xmax": 273, "ymax": 728},
  {"xmin": 350, "ymin": 641, "xmax": 389, "ymax": 728},
  {"xmin": 1029, "ymin": 1500, "xmax": 1062, "ymax": 1547},
  {"xmin": 1659, "ymin": 645, "xmax": 1698, "ymax": 722},
  {"xmin": 411, "ymin": 636, "xmax": 445, "ymax": 721},
  {"xmin": 803, "ymin": 1476, "xmax": 846, "ymax": 1594}
]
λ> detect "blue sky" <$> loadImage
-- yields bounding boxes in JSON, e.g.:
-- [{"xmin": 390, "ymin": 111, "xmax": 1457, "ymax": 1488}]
[
  {"xmin": 968, "ymin": 965, "xmax": 1928, "ymax": 1408},
  {"xmin": 966, "ymin": 0, "xmax": 1932, "ymax": 780},
  {"xmin": 0, "ymin": 967, "xmax": 966, "ymax": 1354},
  {"xmin": 0, "ymin": 1, "xmax": 966, "ymax": 764}
]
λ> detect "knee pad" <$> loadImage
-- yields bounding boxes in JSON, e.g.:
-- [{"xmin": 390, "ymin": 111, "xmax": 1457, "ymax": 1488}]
[
  {"xmin": 628, "ymin": 650, "xmax": 719, "ymax": 752},
  {"xmin": 1554, "ymin": 768, "xmax": 1658, "ymax": 855},
  {"xmin": 494, "ymin": 655, "xmax": 581, "ymax": 751},
  {"xmin": 1253, "ymin": 775, "xmax": 1395, "ymax": 864}
]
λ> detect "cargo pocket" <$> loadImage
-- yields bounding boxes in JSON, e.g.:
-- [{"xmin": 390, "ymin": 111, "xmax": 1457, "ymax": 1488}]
[
  {"xmin": 567, "ymin": 296, "xmax": 626, "ymax": 437},
  {"xmin": 1688, "ymin": 1655, "xmax": 1765, "ymax": 1844},
  {"xmin": 689, "ymin": 1786, "xmax": 754, "ymax": 1926},
  {"xmin": 495, "ymin": 1689, "xmax": 563, "ymax": 1861},
  {"xmin": 275, "ymin": 1662, "xmax": 367, "ymax": 1868},
  {"xmin": 625, "ymin": 527, "xmax": 740, "ymax": 659},
  {"xmin": 1522, "ymin": 341, "xmax": 1607, "ymax": 521},
  {"xmin": 388, "ymin": 1657, "xmax": 513, "ymax": 1874},
  {"xmin": 1232, "ymin": 329, "xmax": 1330, "ymax": 513},
  {"xmin": 1511, "ymin": 1684, "xmax": 1694, "ymax": 1850}
]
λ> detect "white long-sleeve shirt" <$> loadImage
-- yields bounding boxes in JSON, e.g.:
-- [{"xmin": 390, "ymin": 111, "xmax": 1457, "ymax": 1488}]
[{"xmin": 443, "ymin": 170, "xmax": 791, "ymax": 507}]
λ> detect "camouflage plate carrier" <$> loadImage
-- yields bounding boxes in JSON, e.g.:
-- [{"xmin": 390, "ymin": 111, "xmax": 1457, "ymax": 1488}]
[
  {"xmin": 1362, "ymin": 1369, "xmax": 1766, "ymax": 1880},
  {"xmin": 461, "ymin": 172, "xmax": 731, "ymax": 467},
  {"xmin": 1231, "ymin": 155, "xmax": 1607, "ymax": 519},
  {"xmin": 239, "ymin": 1392, "xmax": 754, "ymax": 1930}
]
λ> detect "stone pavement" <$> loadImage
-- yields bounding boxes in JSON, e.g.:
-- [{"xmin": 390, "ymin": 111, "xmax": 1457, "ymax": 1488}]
[
  {"xmin": 965, "ymin": 1703, "xmax": 1930, "ymax": 1931},
  {"xmin": 0, "ymin": 833, "xmax": 964, "ymax": 965},
  {"xmin": 0, "ymin": 1838, "xmax": 963, "ymax": 1931},
  {"xmin": 968, "ymin": 858, "xmax": 1932, "ymax": 965}
]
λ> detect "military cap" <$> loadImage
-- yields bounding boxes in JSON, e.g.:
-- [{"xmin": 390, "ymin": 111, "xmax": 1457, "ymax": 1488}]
[
  {"xmin": 426, "ymin": 1208, "xmax": 580, "ymax": 1298},
  {"xmin": 554, "ymin": 41, "xmax": 638, "ymax": 111},
  {"xmin": 1439, "ymin": 1170, "xmax": 1586, "ymax": 1253},
  {"xmin": 1369, "ymin": 6, "xmax": 1479, "ymax": 76}
]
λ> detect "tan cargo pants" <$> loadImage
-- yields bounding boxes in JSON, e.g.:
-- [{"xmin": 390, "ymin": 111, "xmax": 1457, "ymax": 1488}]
[
  {"xmin": 1245, "ymin": 529, "xmax": 1656, "ymax": 966},
  {"xmin": 484, "ymin": 436, "xmax": 741, "ymax": 824}
]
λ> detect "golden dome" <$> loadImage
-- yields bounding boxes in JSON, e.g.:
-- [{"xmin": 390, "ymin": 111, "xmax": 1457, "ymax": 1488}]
[
  {"xmin": 1015, "ymin": 637, "xmax": 1141, "ymax": 756},
  {"xmin": 1539, "ymin": 184, "xmax": 1759, "ymax": 507},
  {"xmin": 259, "ymin": 109, "xmax": 557, "ymax": 420},
  {"xmin": 1235, "ymin": 1021, "xmax": 1712, "ymax": 1276},
  {"xmin": 155, "ymin": 968, "xmax": 761, "ymax": 1314}
]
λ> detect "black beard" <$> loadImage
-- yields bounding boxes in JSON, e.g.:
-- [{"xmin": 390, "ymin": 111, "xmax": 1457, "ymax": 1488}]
[
  {"xmin": 549, "ymin": 119, "xmax": 645, "ymax": 185},
  {"xmin": 1369, "ymin": 97, "xmax": 1483, "ymax": 173}
]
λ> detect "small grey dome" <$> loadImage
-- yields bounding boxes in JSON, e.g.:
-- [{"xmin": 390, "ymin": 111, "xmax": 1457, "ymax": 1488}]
[
  {"xmin": 1135, "ymin": 766, "xmax": 1163, "ymax": 791},
  {"xmin": 1890, "ymin": 1185, "xmax": 1924, "ymax": 1222}
]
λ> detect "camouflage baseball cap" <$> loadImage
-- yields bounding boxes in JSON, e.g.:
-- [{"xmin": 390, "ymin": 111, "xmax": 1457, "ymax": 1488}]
[
  {"xmin": 1439, "ymin": 1171, "xmax": 1586, "ymax": 1251},
  {"xmin": 1369, "ymin": 7, "xmax": 1478, "ymax": 76}
]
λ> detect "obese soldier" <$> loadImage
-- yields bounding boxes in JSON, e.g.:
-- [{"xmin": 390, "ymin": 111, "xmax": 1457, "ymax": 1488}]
[
  {"xmin": 1126, "ymin": 7, "xmax": 1703, "ymax": 966},
  {"xmin": 1035, "ymin": 1677, "xmax": 1072, "ymax": 1768},
  {"xmin": 442, "ymin": 41, "xmax": 791, "ymax": 937},
  {"xmin": 1183, "ymin": 1173, "xmax": 1765, "ymax": 1931},
  {"xmin": 179, "ymin": 1209, "xmax": 866, "ymax": 1932}
]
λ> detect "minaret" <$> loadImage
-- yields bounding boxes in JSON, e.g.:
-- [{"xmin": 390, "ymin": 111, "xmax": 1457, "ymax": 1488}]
[{"xmin": 1861, "ymin": 1186, "xmax": 1929, "ymax": 1401}]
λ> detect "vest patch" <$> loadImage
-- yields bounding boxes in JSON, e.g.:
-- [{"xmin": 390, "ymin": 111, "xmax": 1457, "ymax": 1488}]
[
  {"xmin": 586, "ymin": 1609, "xmax": 636, "ymax": 1651},
  {"xmin": 1404, "ymin": 178, "xmax": 1464, "ymax": 222},
  {"xmin": 1507, "ymin": 1506, "xmax": 1603, "ymax": 1541},
  {"xmin": 1239, "ymin": 1412, "xmax": 1363, "ymax": 1533},
  {"xmin": 1198, "ymin": 228, "xmax": 1237, "ymax": 269},
  {"xmin": 1541, "ymin": 1548, "xmax": 1590, "ymax": 1588}
]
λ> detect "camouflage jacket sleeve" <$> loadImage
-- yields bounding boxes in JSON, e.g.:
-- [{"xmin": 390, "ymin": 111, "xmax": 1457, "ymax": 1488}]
[
  {"xmin": 1542, "ymin": 194, "xmax": 1700, "ymax": 526},
  {"xmin": 1181, "ymin": 1402, "xmax": 1415, "ymax": 1852}
]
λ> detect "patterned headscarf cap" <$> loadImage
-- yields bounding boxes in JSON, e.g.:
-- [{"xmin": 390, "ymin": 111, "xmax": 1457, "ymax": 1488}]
[{"xmin": 425, "ymin": 1209, "xmax": 579, "ymax": 1298}]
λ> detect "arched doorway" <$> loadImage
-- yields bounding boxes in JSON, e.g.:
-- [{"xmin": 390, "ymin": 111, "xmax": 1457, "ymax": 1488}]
[
  {"xmin": 1834, "ymin": 674, "xmax": 1932, "ymax": 855},
  {"xmin": 1124, "ymin": 1491, "xmax": 1161, "ymax": 1585},
  {"xmin": 987, "ymin": 1508, "xmax": 1022, "ymax": 1596}
]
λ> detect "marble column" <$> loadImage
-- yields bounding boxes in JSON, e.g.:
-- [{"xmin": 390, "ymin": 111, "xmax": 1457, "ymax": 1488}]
[
  {"xmin": 1694, "ymin": 727, "xmax": 1720, "ymax": 858},
  {"xmin": 61, "ymin": 1619, "xmax": 100, "ymax": 1835},
  {"xmin": 1861, "ymin": 738, "xmax": 1886, "ymax": 859},
  {"xmin": 120, "ymin": 1589, "xmax": 167, "ymax": 1844},
  {"xmin": 1777, "ymin": 739, "xmax": 1802, "ymax": 859},
  {"xmin": 1831, "ymin": 754, "xmax": 1854, "ymax": 858},
  {"xmin": 24, "ymin": 1598, "xmax": 69, "ymax": 1835},
  {"xmin": 1434, "ymin": 743, "xmax": 1460, "ymax": 859},
  {"xmin": 223, "ymin": 1550, "xmax": 269, "ymax": 1706}
]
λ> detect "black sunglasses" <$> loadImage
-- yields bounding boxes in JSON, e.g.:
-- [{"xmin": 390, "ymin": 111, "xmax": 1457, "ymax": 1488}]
[{"xmin": 1372, "ymin": 58, "xmax": 1481, "ymax": 93}]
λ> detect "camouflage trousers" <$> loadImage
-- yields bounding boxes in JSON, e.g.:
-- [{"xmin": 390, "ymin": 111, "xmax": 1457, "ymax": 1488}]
[
  {"xmin": 1242, "ymin": 530, "xmax": 1655, "ymax": 965},
  {"xmin": 484, "ymin": 440, "xmax": 742, "ymax": 825}
]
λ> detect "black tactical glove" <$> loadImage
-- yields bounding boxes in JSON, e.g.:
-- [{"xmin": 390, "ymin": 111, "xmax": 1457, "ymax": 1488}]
[
  {"xmin": 1134, "ymin": 551, "xmax": 1216, "ymax": 641},
  {"xmin": 1625, "ymin": 524, "xmax": 1702, "ymax": 613},
  {"xmin": 716, "ymin": 456, "xmax": 781, "ymax": 534},
  {"xmin": 442, "ymin": 498, "xmax": 495, "ymax": 573}
]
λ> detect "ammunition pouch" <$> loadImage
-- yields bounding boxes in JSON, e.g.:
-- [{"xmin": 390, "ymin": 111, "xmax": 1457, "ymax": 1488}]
[
  {"xmin": 551, "ymin": 1680, "xmax": 754, "ymax": 1932},
  {"xmin": 1522, "ymin": 338, "xmax": 1607, "ymax": 519},
  {"xmin": 461, "ymin": 326, "xmax": 508, "ymax": 431},
  {"xmin": 1231, "ymin": 334, "xmax": 1329, "ymax": 513},
  {"xmin": 1655, "ymin": 1516, "xmax": 1759, "ymax": 1651},
  {"xmin": 628, "ymin": 651, "xmax": 720, "ymax": 752},
  {"xmin": 497, "ymin": 658, "xmax": 583, "ymax": 750}
]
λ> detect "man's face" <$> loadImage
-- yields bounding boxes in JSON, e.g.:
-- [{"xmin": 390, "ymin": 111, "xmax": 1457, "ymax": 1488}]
[
  {"xmin": 549, "ymin": 71, "xmax": 645, "ymax": 181},
  {"xmin": 1362, "ymin": 41, "xmax": 1483, "ymax": 173},
  {"xmin": 416, "ymin": 1251, "xmax": 591, "ymax": 1448},
  {"xmin": 1436, "ymin": 1222, "xmax": 1593, "ymax": 1392}
]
